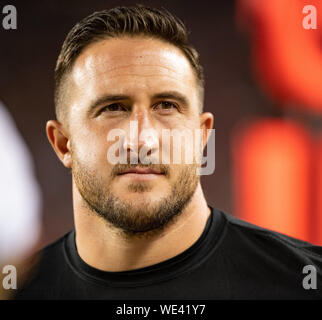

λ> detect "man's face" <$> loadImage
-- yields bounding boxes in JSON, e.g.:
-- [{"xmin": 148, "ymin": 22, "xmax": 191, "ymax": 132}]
[{"xmin": 66, "ymin": 36, "xmax": 204, "ymax": 234}]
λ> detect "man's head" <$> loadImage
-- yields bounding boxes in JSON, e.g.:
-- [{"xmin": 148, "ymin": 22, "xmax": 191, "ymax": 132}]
[
  {"xmin": 54, "ymin": 5, "xmax": 205, "ymax": 123},
  {"xmin": 47, "ymin": 5, "xmax": 213, "ymax": 236}
]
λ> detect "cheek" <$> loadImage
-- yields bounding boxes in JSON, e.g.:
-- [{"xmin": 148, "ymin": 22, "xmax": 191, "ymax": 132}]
[
  {"xmin": 164, "ymin": 128, "xmax": 200, "ymax": 165},
  {"xmin": 71, "ymin": 131, "xmax": 112, "ymax": 170}
]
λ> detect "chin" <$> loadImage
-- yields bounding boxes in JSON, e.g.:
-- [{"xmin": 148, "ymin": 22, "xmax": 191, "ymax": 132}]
[{"xmin": 122, "ymin": 191, "xmax": 163, "ymax": 202}]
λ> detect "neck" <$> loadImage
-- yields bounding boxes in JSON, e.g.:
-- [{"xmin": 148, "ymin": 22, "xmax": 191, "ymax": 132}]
[{"xmin": 73, "ymin": 182, "xmax": 211, "ymax": 272}]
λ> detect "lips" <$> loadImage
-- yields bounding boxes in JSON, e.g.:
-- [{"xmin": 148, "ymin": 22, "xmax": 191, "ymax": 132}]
[{"xmin": 118, "ymin": 167, "xmax": 163, "ymax": 175}]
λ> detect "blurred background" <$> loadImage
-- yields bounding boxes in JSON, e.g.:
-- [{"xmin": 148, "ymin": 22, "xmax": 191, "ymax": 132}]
[{"xmin": 0, "ymin": 0, "xmax": 321, "ymax": 259}]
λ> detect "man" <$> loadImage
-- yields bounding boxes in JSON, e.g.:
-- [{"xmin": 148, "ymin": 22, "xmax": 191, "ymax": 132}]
[{"xmin": 15, "ymin": 5, "xmax": 321, "ymax": 299}]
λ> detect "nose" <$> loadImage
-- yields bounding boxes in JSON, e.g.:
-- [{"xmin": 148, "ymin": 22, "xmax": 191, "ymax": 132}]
[{"xmin": 122, "ymin": 109, "xmax": 159, "ymax": 164}]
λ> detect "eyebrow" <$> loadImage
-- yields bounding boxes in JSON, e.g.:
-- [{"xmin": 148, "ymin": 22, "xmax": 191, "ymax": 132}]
[
  {"xmin": 87, "ymin": 94, "xmax": 129, "ymax": 116},
  {"xmin": 152, "ymin": 91, "xmax": 189, "ymax": 108},
  {"xmin": 87, "ymin": 91, "xmax": 190, "ymax": 116}
]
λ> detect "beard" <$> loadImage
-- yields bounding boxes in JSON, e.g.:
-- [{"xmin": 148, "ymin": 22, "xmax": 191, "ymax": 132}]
[{"xmin": 72, "ymin": 152, "xmax": 199, "ymax": 237}]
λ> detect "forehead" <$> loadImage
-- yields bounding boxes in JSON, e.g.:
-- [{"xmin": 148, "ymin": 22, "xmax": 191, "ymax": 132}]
[{"xmin": 69, "ymin": 36, "xmax": 197, "ymax": 101}]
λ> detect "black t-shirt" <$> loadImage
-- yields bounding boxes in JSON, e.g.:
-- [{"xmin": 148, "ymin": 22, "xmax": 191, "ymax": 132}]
[{"xmin": 15, "ymin": 207, "xmax": 322, "ymax": 299}]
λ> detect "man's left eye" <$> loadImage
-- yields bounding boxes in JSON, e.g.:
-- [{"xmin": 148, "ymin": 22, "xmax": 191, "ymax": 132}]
[{"xmin": 153, "ymin": 101, "xmax": 177, "ymax": 111}]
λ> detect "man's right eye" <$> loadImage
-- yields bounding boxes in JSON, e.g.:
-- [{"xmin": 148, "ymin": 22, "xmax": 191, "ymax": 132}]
[{"xmin": 101, "ymin": 103, "xmax": 126, "ymax": 113}]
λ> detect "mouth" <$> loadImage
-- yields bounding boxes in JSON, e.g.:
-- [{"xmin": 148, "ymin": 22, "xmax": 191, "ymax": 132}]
[
  {"xmin": 119, "ymin": 167, "xmax": 163, "ymax": 175},
  {"xmin": 117, "ymin": 167, "xmax": 165, "ymax": 180}
]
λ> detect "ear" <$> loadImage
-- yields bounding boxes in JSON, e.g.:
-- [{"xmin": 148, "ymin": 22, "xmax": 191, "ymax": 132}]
[
  {"xmin": 199, "ymin": 112, "xmax": 214, "ymax": 149},
  {"xmin": 46, "ymin": 120, "xmax": 72, "ymax": 168}
]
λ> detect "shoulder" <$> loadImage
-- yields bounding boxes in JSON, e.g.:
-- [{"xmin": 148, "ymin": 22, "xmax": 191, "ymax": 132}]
[
  {"xmin": 14, "ymin": 231, "xmax": 72, "ymax": 299},
  {"xmin": 213, "ymin": 210, "xmax": 322, "ymax": 298},
  {"xmin": 29, "ymin": 231, "xmax": 71, "ymax": 271},
  {"xmin": 217, "ymin": 210, "xmax": 322, "ymax": 276},
  {"xmin": 223, "ymin": 211, "xmax": 322, "ymax": 258},
  {"xmin": 39, "ymin": 232, "xmax": 70, "ymax": 258}
]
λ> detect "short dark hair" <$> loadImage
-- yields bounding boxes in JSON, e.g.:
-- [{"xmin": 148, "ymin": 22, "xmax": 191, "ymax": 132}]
[{"xmin": 54, "ymin": 4, "xmax": 204, "ymax": 121}]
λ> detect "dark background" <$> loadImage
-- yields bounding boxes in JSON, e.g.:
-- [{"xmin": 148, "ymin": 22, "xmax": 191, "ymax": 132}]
[{"xmin": 0, "ymin": 0, "xmax": 273, "ymax": 247}]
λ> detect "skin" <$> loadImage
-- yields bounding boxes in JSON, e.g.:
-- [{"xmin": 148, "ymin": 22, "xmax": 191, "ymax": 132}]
[{"xmin": 46, "ymin": 36, "xmax": 214, "ymax": 272}]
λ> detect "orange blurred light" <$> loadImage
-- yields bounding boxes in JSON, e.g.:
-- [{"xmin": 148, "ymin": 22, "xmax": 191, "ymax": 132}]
[
  {"xmin": 314, "ymin": 135, "xmax": 322, "ymax": 244},
  {"xmin": 232, "ymin": 118, "xmax": 313, "ymax": 241},
  {"xmin": 236, "ymin": 0, "xmax": 322, "ymax": 115}
]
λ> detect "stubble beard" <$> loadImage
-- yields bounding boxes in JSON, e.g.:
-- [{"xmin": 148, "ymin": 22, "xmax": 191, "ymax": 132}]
[{"xmin": 72, "ymin": 152, "xmax": 199, "ymax": 238}]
